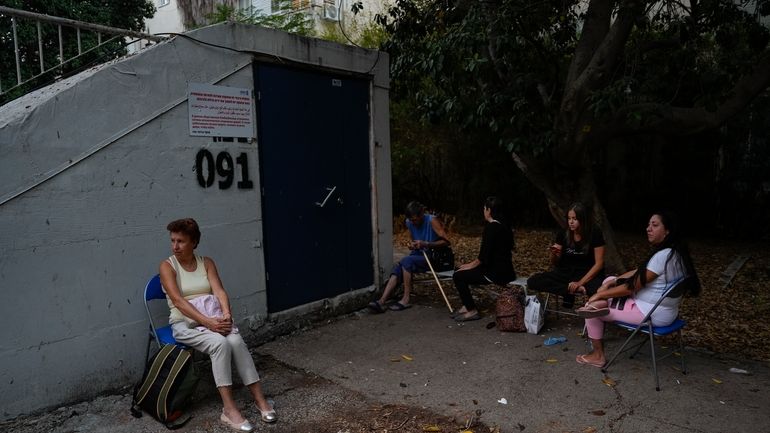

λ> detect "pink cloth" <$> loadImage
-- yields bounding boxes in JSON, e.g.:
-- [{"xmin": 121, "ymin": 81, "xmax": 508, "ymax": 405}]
[
  {"xmin": 584, "ymin": 297, "xmax": 644, "ymax": 339},
  {"xmin": 188, "ymin": 294, "xmax": 239, "ymax": 334}
]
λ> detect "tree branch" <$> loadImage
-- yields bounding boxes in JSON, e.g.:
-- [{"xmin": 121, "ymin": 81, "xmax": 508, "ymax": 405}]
[
  {"xmin": 510, "ymin": 152, "xmax": 567, "ymax": 205},
  {"xmin": 565, "ymin": 0, "xmax": 612, "ymax": 87},
  {"xmin": 596, "ymin": 49, "xmax": 770, "ymax": 138},
  {"xmin": 477, "ymin": 0, "xmax": 508, "ymax": 82},
  {"xmin": 562, "ymin": 0, "xmax": 644, "ymax": 116}
]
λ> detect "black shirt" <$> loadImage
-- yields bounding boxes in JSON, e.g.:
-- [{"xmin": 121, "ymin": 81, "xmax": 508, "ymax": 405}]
[{"xmin": 478, "ymin": 220, "xmax": 516, "ymax": 283}]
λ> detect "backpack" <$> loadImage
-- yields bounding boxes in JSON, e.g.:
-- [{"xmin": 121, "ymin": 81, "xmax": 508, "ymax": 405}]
[
  {"xmin": 130, "ymin": 344, "xmax": 199, "ymax": 429},
  {"xmin": 495, "ymin": 286, "xmax": 526, "ymax": 332},
  {"xmin": 426, "ymin": 247, "xmax": 455, "ymax": 272}
]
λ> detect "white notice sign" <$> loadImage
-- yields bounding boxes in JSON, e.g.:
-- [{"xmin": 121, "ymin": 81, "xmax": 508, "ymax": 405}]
[{"xmin": 188, "ymin": 83, "xmax": 255, "ymax": 138}]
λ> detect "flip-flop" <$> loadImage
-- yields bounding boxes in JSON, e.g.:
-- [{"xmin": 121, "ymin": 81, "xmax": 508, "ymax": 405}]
[
  {"xmin": 575, "ymin": 354, "xmax": 605, "ymax": 368},
  {"xmin": 575, "ymin": 303, "xmax": 610, "ymax": 318},
  {"xmin": 368, "ymin": 301, "xmax": 386, "ymax": 314},
  {"xmin": 454, "ymin": 312, "xmax": 481, "ymax": 322},
  {"xmin": 450, "ymin": 308, "xmax": 468, "ymax": 318},
  {"xmin": 388, "ymin": 302, "xmax": 412, "ymax": 311}
]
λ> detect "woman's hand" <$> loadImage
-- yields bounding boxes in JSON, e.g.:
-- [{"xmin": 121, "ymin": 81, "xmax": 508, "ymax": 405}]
[
  {"xmin": 549, "ymin": 243, "xmax": 562, "ymax": 257},
  {"xmin": 457, "ymin": 262, "xmax": 473, "ymax": 271},
  {"xmin": 567, "ymin": 281, "xmax": 585, "ymax": 294},
  {"xmin": 205, "ymin": 317, "xmax": 233, "ymax": 336}
]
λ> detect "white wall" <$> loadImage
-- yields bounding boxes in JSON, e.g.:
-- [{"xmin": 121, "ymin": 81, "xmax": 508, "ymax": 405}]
[
  {"xmin": 0, "ymin": 23, "xmax": 390, "ymax": 420},
  {"xmin": 145, "ymin": 0, "xmax": 185, "ymax": 34}
]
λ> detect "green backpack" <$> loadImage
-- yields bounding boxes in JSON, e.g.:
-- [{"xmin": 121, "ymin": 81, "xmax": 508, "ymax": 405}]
[{"xmin": 130, "ymin": 344, "xmax": 199, "ymax": 429}]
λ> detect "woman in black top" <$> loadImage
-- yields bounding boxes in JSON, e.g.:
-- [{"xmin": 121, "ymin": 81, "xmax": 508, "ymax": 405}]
[
  {"xmin": 452, "ymin": 197, "xmax": 516, "ymax": 321},
  {"xmin": 527, "ymin": 202, "xmax": 605, "ymax": 308}
]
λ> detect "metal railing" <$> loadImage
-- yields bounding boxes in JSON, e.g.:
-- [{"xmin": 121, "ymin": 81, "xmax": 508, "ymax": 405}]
[{"xmin": 0, "ymin": 6, "xmax": 167, "ymax": 98}]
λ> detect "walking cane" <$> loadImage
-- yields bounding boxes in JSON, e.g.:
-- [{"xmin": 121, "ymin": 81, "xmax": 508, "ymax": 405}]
[{"xmin": 422, "ymin": 250, "xmax": 454, "ymax": 313}]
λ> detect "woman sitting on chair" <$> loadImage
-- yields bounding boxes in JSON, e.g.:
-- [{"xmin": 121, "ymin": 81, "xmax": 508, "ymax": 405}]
[
  {"xmin": 527, "ymin": 202, "xmax": 605, "ymax": 308},
  {"xmin": 159, "ymin": 218, "xmax": 275, "ymax": 432},
  {"xmin": 451, "ymin": 196, "xmax": 516, "ymax": 322},
  {"xmin": 575, "ymin": 211, "xmax": 700, "ymax": 368}
]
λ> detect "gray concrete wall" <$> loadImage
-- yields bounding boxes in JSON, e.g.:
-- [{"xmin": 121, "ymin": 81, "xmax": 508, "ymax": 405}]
[{"xmin": 0, "ymin": 23, "xmax": 390, "ymax": 419}]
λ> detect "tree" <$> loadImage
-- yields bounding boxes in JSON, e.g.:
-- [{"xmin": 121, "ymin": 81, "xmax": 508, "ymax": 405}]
[
  {"xmin": 0, "ymin": 0, "xmax": 155, "ymax": 104},
  {"xmin": 378, "ymin": 0, "xmax": 770, "ymax": 271}
]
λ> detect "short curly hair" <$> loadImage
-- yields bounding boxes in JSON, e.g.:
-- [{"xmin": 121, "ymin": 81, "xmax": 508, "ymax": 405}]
[{"xmin": 166, "ymin": 218, "xmax": 201, "ymax": 247}]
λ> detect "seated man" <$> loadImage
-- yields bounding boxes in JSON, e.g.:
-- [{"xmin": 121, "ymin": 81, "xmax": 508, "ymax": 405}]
[{"xmin": 369, "ymin": 201, "xmax": 450, "ymax": 312}]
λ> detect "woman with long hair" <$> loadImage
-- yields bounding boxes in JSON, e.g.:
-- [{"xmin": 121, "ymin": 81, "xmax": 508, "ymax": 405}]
[
  {"xmin": 527, "ymin": 202, "xmax": 606, "ymax": 308},
  {"xmin": 575, "ymin": 211, "xmax": 701, "ymax": 367}
]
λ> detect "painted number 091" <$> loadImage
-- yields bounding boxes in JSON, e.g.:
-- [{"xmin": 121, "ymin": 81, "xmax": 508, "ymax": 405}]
[{"xmin": 195, "ymin": 149, "xmax": 254, "ymax": 190}]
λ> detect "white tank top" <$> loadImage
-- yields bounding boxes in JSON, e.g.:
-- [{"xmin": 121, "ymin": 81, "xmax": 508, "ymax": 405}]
[{"xmin": 165, "ymin": 255, "xmax": 211, "ymax": 324}]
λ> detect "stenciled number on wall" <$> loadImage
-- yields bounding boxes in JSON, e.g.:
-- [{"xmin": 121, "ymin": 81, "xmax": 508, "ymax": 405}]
[{"xmin": 195, "ymin": 149, "xmax": 254, "ymax": 189}]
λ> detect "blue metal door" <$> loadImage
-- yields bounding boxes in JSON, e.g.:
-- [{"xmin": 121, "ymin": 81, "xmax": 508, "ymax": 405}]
[{"xmin": 256, "ymin": 64, "xmax": 373, "ymax": 312}]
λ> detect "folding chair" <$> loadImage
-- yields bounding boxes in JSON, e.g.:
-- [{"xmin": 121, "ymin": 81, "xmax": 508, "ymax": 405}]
[
  {"xmin": 602, "ymin": 277, "xmax": 693, "ymax": 391},
  {"xmin": 143, "ymin": 274, "xmax": 186, "ymax": 362}
]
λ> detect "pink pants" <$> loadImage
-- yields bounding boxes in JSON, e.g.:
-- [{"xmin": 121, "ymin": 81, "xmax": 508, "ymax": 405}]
[
  {"xmin": 585, "ymin": 297, "xmax": 645, "ymax": 340},
  {"xmin": 585, "ymin": 276, "xmax": 644, "ymax": 340}
]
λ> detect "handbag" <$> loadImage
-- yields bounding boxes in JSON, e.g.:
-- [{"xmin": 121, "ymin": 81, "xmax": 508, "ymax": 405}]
[
  {"xmin": 524, "ymin": 295, "xmax": 545, "ymax": 334},
  {"xmin": 495, "ymin": 287, "xmax": 526, "ymax": 332},
  {"xmin": 425, "ymin": 247, "xmax": 455, "ymax": 272}
]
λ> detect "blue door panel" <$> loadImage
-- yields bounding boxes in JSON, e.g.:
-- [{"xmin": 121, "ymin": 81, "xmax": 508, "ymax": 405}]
[{"xmin": 256, "ymin": 64, "xmax": 373, "ymax": 312}]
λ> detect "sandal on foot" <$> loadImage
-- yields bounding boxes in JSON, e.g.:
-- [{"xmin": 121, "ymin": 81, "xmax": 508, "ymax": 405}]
[
  {"xmin": 576, "ymin": 354, "xmax": 605, "ymax": 368},
  {"xmin": 368, "ymin": 301, "xmax": 386, "ymax": 314},
  {"xmin": 454, "ymin": 312, "xmax": 481, "ymax": 322},
  {"xmin": 450, "ymin": 308, "xmax": 468, "ymax": 318},
  {"xmin": 220, "ymin": 411, "xmax": 253, "ymax": 432},
  {"xmin": 576, "ymin": 302, "xmax": 609, "ymax": 318},
  {"xmin": 388, "ymin": 302, "xmax": 412, "ymax": 311}
]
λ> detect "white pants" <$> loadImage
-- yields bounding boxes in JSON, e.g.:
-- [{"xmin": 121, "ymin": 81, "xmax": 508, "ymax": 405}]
[{"xmin": 171, "ymin": 322, "xmax": 260, "ymax": 387}]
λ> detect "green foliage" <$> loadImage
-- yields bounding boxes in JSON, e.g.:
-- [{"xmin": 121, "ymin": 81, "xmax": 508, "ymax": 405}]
[
  {"xmin": 0, "ymin": 0, "xmax": 155, "ymax": 105},
  {"xmin": 390, "ymin": 98, "xmax": 547, "ymax": 224},
  {"xmin": 378, "ymin": 0, "xmax": 770, "ymax": 234},
  {"xmin": 205, "ymin": 2, "xmax": 315, "ymax": 37},
  {"xmin": 318, "ymin": 22, "xmax": 348, "ymax": 44},
  {"xmin": 380, "ymin": 0, "xmax": 770, "ymax": 155},
  {"xmin": 380, "ymin": 0, "xmax": 580, "ymax": 156}
]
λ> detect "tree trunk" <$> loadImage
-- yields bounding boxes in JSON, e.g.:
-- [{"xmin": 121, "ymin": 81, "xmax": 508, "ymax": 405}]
[{"xmin": 512, "ymin": 152, "xmax": 625, "ymax": 274}]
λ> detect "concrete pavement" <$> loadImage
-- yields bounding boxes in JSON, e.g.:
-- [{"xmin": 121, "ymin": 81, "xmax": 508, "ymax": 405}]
[{"xmin": 258, "ymin": 303, "xmax": 770, "ymax": 433}]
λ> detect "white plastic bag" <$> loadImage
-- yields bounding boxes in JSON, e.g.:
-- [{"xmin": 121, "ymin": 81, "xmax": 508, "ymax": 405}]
[{"xmin": 524, "ymin": 295, "xmax": 544, "ymax": 334}]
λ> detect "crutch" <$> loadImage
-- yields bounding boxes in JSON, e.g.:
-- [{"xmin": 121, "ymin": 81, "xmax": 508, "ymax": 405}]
[{"xmin": 422, "ymin": 250, "xmax": 454, "ymax": 313}]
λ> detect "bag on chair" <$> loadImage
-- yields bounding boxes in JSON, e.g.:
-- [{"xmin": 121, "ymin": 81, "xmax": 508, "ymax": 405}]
[
  {"xmin": 426, "ymin": 247, "xmax": 455, "ymax": 272},
  {"xmin": 524, "ymin": 295, "xmax": 545, "ymax": 334},
  {"xmin": 495, "ymin": 287, "xmax": 526, "ymax": 332},
  {"xmin": 131, "ymin": 344, "xmax": 199, "ymax": 429}
]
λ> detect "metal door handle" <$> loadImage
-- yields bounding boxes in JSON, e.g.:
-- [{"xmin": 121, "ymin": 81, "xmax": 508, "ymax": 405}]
[{"xmin": 315, "ymin": 186, "xmax": 337, "ymax": 207}]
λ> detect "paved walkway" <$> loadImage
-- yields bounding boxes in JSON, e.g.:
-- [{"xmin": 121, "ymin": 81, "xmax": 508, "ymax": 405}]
[{"xmin": 259, "ymin": 304, "xmax": 770, "ymax": 433}]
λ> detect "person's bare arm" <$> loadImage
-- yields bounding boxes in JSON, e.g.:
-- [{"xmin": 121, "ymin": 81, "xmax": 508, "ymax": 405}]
[
  {"xmin": 588, "ymin": 269, "xmax": 658, "ymax": 303},
  {"xmin": 159, "ymin": 261, "xmax": 217, "ymax": 328},
  {"xmin": 568, "ymin": 246, "xmax": 605, "ymax": 293}
]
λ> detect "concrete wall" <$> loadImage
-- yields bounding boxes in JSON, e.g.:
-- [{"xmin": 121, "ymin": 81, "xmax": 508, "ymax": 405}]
[{"xmin": 0, "ymin": 23, "xmax": 390, "ymax": 420}]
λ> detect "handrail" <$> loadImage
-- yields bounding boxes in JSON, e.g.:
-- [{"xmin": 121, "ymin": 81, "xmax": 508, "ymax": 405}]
[
  {"xmin": 0, "ymin": 6, "xmax": 167, "ymax": 98},
  {"xmin": 0, "ymin": 6, "xmax": 165, "ymax": 42}
]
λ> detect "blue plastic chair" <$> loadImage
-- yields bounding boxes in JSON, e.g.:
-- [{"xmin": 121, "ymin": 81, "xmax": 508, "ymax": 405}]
[
  {"xmin": 143, "ymin": 274, "xmax": 186, "ymax": 361},
  {"xmin": 602, "ymin": 277, "xmax": 693, "ymax": 391}
]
